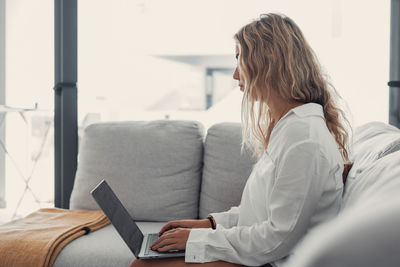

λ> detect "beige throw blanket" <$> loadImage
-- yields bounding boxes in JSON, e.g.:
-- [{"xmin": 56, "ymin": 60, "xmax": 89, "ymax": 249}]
[{"xmin": 0, "ymin": 208, "xmax": 110, "ymax": 267}]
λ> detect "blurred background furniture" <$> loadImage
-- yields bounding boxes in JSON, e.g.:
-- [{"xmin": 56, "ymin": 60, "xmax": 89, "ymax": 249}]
[{"xmin": 0, "ymin": 104, "xmax": 53, "ymax": 222}]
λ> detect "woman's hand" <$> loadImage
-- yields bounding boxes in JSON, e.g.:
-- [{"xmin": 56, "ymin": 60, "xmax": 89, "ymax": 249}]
[
  {"xmin": 158, "ymin": 219, "xmax": 211, "ymax": 236},
  {"xmin": 150, "ymin": 228, "xmax": 191, "ymax": 252}
]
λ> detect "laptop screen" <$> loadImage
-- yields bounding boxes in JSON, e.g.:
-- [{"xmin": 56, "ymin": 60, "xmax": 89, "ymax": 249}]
[{"xmin": 91, "ymin": 179, "xmax": 144, "ymax": 257}]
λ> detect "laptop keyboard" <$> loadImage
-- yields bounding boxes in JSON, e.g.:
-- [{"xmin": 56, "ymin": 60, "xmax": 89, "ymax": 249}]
[{"xmin": 144, "ymin": 233, "xmax": 159, "ymax": 255}]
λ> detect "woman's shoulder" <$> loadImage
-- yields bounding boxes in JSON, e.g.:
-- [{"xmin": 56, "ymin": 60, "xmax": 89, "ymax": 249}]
[
  {"xmin": 270, "ymin": 113, "xmax": 322, "ymax": 146},
  {"xmin": 269, "ymin": 114, "xmax": 341, "ymax": 164}
]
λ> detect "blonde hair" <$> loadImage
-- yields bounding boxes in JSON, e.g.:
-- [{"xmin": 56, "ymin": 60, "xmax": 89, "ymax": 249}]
[{"xmin": 235, "ymin": 14, "xmax": 351, "ymax": 171}]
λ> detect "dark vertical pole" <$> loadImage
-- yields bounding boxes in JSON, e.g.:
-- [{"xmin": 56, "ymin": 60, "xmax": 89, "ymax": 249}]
[
  {"xmin": 389, "ymin": 0, "xmax": 400, "ymax": 127},
  {"xmin": 0, "ymin": 0, "xmax": 6, "ymax": 208},
  {"xmin": 54, "ymin": 0, "xmax": 78, "ymax": 209},
  {"xmin": 205, "ymin": 69, "xmax": 213, "ymax": 109}
]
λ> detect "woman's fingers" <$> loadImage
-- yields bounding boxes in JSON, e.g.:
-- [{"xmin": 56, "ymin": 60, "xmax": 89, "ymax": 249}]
[
  {"xmin": 151, "ymin": 228, "xmax": 190, "ymax": 252},
  {"xmin": 159, "ymin": 221, "xmax": 179, "ymax": 236},
  {"xmin": 158, "ymin": 220, "xmax": 201, "ymax": 236},
  {"xmin": 158, "ymin": 222, "xmax": 173, "ymax": 236},
  {"xmin": 157, "ymin": 243, "xmax": 180, "ymax": 252},
  {"xmin": 152, "ymin": 230, "xmax": 176, "ymax": 248},
  {"xmin": 151, "ymin": 237, "xmax": 176, "ymax": 250}
]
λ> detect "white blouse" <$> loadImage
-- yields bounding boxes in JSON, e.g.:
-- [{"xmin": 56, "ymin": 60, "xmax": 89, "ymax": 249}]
[{"xmin": 185, "ymin": 103, "xmax": 344, "ymax": 267}]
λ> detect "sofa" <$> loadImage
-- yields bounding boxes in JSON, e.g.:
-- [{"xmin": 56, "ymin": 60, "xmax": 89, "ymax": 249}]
[{"xmin": 52, "ymin": 120, "xmax": 400, "ymax": 267}]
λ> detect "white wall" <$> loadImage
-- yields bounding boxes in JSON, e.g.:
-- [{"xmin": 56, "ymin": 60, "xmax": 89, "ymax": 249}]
[{"xmin": 78, "ymin": 0, "xmax": 390, "ymax": 126}]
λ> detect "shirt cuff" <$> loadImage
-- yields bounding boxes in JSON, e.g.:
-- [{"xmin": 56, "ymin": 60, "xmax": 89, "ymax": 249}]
[
  {"xmin": 185, "ymin": 228, "xmax": 211, "ymax": 263},
  {"xmin": 209, "ymin": 212, "xmax": 230, "ymax": 228}
]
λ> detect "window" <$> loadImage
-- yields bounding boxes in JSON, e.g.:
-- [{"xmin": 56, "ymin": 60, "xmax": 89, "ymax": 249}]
[
  {"xmin": 0, "ymin": 0, "xmax": 54, "ymax": 223},
  {"xmin": 0, "ymin": 0, "xmax": 390, "ymax": 223}
]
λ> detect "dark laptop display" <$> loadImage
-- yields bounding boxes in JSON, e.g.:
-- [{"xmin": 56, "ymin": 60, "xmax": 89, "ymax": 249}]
[
  {"xmin": 91, "ymin": 179, "xmax": 144, "ymax": 257},
  {"xmin": 90, "ymin": 179, "xmax": 185, "ymax": 259}
]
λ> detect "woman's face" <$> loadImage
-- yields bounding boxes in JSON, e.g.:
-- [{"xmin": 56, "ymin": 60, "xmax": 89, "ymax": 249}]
[{"xmin": 233, "ymin": 45, "xmax": 244, "ymax": 92}]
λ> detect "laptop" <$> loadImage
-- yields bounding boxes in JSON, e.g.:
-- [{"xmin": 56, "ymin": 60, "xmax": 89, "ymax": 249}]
[{"xmin": 90, "ymin": 179, "xmax": 185, "ymax": 259}]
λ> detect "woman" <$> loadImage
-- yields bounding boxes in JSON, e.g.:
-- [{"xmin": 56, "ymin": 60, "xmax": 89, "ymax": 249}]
[{"xmin": 130, "ymin": 13, "xmax": 351, "ymax": 267}]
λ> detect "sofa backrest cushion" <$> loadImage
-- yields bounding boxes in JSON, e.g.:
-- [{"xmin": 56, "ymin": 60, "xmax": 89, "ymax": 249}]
[
  {"xmin": 284, "ymin": 195, "xmax": 400, "ymax": 267},
  {"xmin": 199, "ymin": 122, "xmax": 257, "ymax": 218},
  {"xmin": 347, "ymin": 122, "xmax": 400, "ymax": 180},
  {"xmin": 286, "ymin": 147, "xmax": 400, "ymax": 267},
  {"xmin": 343, "ymin": 149, "xmax": 400, "ymax": 210},
  {"xmin": 342, "ymin": 122, "xmax": 400, "ymax": 210},
  {"xmin": 70, "ymin": 120, "xmax": 204, "ymax": 221}
]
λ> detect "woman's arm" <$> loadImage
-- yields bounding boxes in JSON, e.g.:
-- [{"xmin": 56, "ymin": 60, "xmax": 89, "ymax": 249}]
[{"xmin": 185, "ymin": 141, "xmax": 334, "ymax": 266}]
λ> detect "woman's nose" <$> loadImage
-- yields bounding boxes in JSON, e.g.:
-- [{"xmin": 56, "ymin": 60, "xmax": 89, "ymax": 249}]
[{"xmin": 233, "ymin": 67, "xmax": 239, "ymax": 80}]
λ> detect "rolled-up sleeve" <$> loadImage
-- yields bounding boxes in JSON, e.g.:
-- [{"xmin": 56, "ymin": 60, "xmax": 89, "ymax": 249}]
[{"xmin": 185, "ymin": 141, "xmax": 330, "ymax": 266}]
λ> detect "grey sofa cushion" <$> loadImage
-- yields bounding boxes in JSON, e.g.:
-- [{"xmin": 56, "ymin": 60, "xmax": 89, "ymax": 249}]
[
  {"xmin": 69, "ymin": 120, "xmax": 204, "ymax": 221},
  {"xmin": 283, "ymin": 196, "xmax": 400, "ymax": 267},
  {"xmin": 343, "ymin": 150, "xmax": 400, "ymax": 210},
  {"xmin": 284, "ymin": 150, "xmax": 400, "ymax": 267},
  {"xmin": 199, "ymin": 122, "xmax": 257, "ymax": 219},
  {"xmin": 343, "ymin": 122, "xmax": 400, "ymax": 209},
  {"xmin": 347, "ymin": 122, "xmax": 400, "ymax": 180},
  {"xmin": 54, "ymin": 222, "xmax": 166, "ymax": 267}
]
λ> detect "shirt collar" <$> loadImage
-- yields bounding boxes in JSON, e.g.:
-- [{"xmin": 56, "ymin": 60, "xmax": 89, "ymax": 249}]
[{"xmin": 289, "ymin": 103, "xmax": 324, "ymax": 119}]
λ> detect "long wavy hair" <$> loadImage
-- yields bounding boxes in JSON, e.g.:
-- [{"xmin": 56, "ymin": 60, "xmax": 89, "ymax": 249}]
[{"xmin": 235, "ymin": 13, "xmax": 352, "ymax": 180}]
